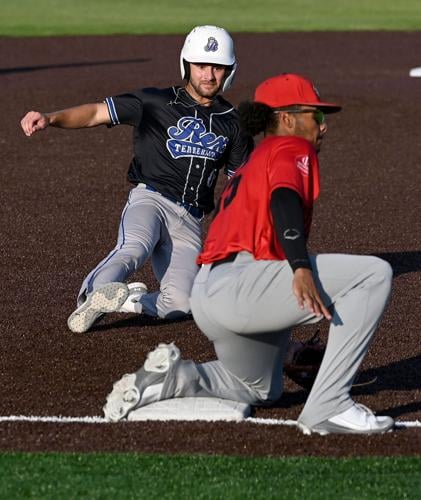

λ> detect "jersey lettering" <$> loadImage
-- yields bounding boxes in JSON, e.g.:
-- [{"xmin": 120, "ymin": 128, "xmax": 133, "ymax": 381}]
[
  {"xmin": 213, "ymin": 174, "xmax": 242, "ymax": 217},
  {"xmin": 166, "ymin": 116, "xmax": 229, "ymax": 161}
]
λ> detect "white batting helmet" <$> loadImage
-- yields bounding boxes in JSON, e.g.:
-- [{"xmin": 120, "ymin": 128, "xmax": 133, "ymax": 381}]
[{"xmin": 180, "ymin": 25, "xmax": 237, "ymax": 92}]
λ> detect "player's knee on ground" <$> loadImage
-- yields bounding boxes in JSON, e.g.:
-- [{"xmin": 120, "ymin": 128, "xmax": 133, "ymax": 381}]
[
  {"xmin": 156, "ymin": 289, "xmax": 191, "ymax": 319},
  {"xmin": 245, "ymin": 379, "xmax": 284, "ymax": 407}
]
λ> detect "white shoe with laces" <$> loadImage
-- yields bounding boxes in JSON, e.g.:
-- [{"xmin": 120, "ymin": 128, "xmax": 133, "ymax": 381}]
[
  {"xmin": 118, "ymin": 282, "xmax": 148, "ymax": 314},
  {"xmin": 298, "ymin": 403, "xmax": 395, "ymax": 435}
]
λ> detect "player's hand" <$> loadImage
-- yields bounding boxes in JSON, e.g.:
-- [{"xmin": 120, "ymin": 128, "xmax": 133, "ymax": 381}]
[
  {"xmin": 292, "ymin": 268, "xmax": 332, "ymax": 320},
  {"xmin": 20, "ymin": 111, "xmax": 50, "ymax": 136}
]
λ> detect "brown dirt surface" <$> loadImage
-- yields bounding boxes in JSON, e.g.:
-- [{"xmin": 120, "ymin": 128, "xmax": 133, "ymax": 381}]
[{"xmin": 0, "ymin": 32, "xmax": 420, "ymax": 457}]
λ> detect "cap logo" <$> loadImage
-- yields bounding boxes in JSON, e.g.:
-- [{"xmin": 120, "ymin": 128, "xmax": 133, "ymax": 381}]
[
  {"xmin": 312, "ymin": 84, "xmax": 321, "ymax": 99},
  {"xmin": 204, "ymin": 37, "xmax": 218, "ymax": 52}
]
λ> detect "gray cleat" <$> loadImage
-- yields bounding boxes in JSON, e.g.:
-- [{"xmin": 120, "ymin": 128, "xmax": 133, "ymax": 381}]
[
  {"xmin": 103, "ymin": 342, "xmax": 181, "ymax": 422},
  {"xmin": 67, "ymin": 282, "xmax": 129, "ymax": 333}
]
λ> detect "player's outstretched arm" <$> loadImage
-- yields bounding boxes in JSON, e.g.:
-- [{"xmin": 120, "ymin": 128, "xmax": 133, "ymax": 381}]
[{"xmin": 20, "ymin": 103, "xmax": 110, "ymax": 136}]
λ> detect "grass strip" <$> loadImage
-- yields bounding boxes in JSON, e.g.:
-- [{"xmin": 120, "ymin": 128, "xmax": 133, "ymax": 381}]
[
  {"xmin": 1, "ymin": 0, "xmax": 421, "ymax": 36},
  {"xmin": 1, "ymin": 453, "xmax": 421, "ymax": 499}
]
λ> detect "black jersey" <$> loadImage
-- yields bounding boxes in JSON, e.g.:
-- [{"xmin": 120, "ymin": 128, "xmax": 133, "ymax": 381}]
[{"xmin": 105, "ymin": 86, "xmax": 252, "ymax": 214}]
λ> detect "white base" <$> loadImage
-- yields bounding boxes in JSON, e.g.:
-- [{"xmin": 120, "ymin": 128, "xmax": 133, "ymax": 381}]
[
  {"xmin": 127, "ymin": 397, "xmax": 251, "ymax": 422},
  {"xmin": 409, "ymin": 67, "xmax": 421, "ymax": 77}
]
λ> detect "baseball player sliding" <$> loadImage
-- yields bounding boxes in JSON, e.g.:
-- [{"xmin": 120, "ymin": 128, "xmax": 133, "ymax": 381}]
[
  {"xmin": 20, "ymin": 26, "xmax": 252, "ymax": 333},
  {"xmin": 103, "ymin": 74, "xmax": 395, "ymax": 435}
]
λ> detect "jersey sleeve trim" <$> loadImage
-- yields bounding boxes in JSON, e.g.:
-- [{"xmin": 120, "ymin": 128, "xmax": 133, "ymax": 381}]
[{"xmin": 105, "ymin": 97, "xmax": 120, "ymax": 126}]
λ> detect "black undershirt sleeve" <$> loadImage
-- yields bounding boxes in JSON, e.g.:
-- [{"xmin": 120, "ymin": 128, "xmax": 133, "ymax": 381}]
[{"xmin": 270, "ymin": 187, "xmax": 312, "ymax": 272}]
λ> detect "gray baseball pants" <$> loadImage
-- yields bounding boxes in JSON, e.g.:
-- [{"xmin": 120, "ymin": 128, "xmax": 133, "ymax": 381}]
[
  {"xmin": 77, "ymin": 184, "xmax": 202, "ymax": 318},
  {"xmin": 163, "ymin": 251, "xmax": 392, "ymax": 428}
]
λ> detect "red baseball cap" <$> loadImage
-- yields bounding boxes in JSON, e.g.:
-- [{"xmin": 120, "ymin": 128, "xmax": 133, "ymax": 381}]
[{"xmin": 254, "ymin": 73, "xmax": 341, "ymax": 113}]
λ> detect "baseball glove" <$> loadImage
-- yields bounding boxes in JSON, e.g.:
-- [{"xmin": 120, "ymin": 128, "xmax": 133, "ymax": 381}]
[{"xmin": 284, "ymin": 330, "xmax": 325, "ymax": 390}]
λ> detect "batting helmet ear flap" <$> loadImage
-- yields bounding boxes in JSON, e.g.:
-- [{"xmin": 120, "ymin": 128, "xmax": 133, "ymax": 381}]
[
  {"xmin": 221, "ymin": 63, "xmax": 237, "ymax": 92},
  {"xmin": 181, "ymin": 60, "xmax": 190, "ymax": 81}
]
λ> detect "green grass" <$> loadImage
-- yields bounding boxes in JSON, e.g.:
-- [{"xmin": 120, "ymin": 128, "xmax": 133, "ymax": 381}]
[
  {"xmin": 1, "ymin": 0, "xmax": 421, "ymax": 36},
  {"xmin": 1, "ymin": 453, "xmax": 421, "ymax": 499}
]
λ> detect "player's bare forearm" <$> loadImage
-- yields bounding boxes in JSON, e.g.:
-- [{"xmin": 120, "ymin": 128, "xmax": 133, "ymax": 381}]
[
  {"xmin": 48, "ymin": 103, "xmax": 110, "ymax": 128},
  {"xmin": 292, "ymin": 268, "xmax": 332, "ymax": 320},
  {"xmin": 21, "ymin": 102, "xmax": 110, "ymax": 136}
]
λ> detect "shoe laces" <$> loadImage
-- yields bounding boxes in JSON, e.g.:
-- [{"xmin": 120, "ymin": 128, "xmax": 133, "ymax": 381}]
[{"xmin": 353, "ymin": 403, "xmax": 377, "ymax": 421}]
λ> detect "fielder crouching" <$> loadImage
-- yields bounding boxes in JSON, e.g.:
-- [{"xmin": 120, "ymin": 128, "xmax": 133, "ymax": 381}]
[{"xmin": 103, "ymin": 73, "xmax": 394, "ymax": 435}]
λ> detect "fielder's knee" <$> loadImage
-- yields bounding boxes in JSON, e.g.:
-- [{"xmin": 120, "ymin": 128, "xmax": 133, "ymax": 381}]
[
  {"xmin": 247, "ymin": 380, "xmax": 284, "ymax": 407},
  {"xmin": 369, "ymin": 256, "xmax": 393, "ymax": 290}
]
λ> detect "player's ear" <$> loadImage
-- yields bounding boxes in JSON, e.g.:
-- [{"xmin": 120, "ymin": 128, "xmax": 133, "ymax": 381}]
[
  {"xmin": 277, "ymin": 111, "xmax": 295, "ymax": 132},
  {"xmin": 284, "ymin": 112, "xmax": 296, "ymax": 129}
]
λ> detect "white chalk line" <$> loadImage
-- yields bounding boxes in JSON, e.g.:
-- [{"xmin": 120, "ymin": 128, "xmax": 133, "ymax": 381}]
[
  {"xmin": 0, "ymin": 415, "xmax": 420, "ymax": 428},
  {"xmin": 0, "ymin": 415, "xmax": 106, "ymax": 424}
]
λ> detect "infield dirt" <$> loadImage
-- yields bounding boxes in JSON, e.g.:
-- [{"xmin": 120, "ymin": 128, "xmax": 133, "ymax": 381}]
[{"xmin": 1, "ymin": 32, "xmax": 420, "ymax": 456}]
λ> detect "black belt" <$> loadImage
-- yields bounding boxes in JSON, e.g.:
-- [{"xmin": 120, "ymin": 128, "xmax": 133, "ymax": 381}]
[
  {"xmin": 210, "ymin": 252, "xmax": 238, "ymax": 270},
  {"xmin": 144, "ymin": 184, "xmax": 204, "ymax": 219}
]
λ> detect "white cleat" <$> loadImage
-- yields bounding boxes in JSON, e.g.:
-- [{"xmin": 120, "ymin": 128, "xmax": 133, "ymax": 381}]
[
  {"xmin": 67, "ymin": 282, "xmax": 129, "ymax": 333},
  {"xmin": 298, "ymin": 403, "xmax": 395, "ymax": 435},
  {"xmin": 103, "ymin": 342, "xmax": 181, "ymax": 422},
  {"xmin": 118, "ymin": 282, "xmax": 148, "ymax": 314}
]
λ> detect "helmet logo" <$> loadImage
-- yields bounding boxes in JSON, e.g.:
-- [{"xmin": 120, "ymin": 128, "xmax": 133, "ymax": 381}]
[{"xmin": 204, "ymin": 37, "xmax": 218, "ymax": 52}]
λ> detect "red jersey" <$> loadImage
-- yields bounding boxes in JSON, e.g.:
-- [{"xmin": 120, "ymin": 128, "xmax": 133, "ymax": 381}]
[{"xmin": 198, "ymin": 135, "xmax": 320, "ymax": 264}]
